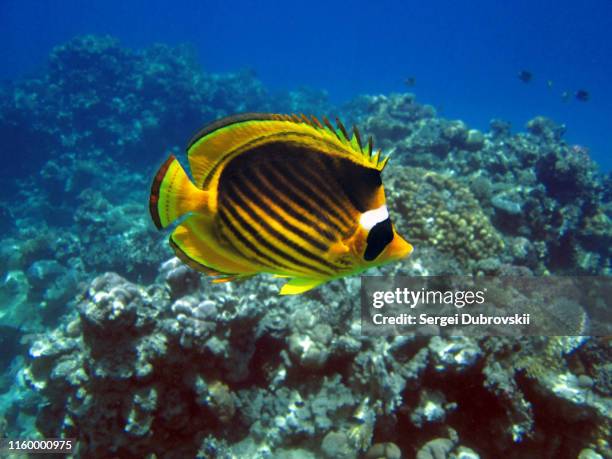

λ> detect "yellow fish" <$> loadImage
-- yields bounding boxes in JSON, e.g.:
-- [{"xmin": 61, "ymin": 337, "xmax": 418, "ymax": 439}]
[{"xmin": 149, "ymin": 113, "xmax": 412, "ymax": 295}]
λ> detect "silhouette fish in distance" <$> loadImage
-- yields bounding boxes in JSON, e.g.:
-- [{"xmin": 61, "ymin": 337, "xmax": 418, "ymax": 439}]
[{"xmin": 518, "ymin": 70, "xmax": 533, "ymax": 83}]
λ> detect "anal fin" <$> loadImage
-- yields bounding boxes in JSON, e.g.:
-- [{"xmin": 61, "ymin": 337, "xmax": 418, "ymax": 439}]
[
  {"xmin": 280, "ymin": 277, "xmax": 324, "ymax": 295},
  {"xmin": 212, "ymin": 274, "xmax": 255, "ymax": 284},
  {"xmin": 170, "ymin": 214, "xmax": 258, "ymax": 277}
]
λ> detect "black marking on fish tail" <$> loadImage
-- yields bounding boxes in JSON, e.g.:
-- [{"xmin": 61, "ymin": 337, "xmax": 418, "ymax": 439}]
[{"xmin": 149, "ymin": 155, "xmax": 176, "ymax": 230}]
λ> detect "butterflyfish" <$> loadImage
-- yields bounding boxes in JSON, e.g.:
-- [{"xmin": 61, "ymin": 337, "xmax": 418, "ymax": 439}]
[{"xmin": 149, "ymin": 113, "xmax": 413, "ymax": 295}]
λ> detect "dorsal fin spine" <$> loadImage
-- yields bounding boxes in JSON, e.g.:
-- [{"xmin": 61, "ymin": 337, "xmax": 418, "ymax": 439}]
[
  {"xmin": 352, "ymin": 126, "xmax": 363, "ymax": 152},
  {"xmin": 380, "ymin": 152, "xmax": 391, "ymax": 170},
  {"xmin": 323, "ymin": 116, "xmax": 342, "ymax": 141},
  {"xmin": 308, "ymin": 116, "xmax": 385, "ymax": 170},
  {"xmin": 310, "ymin": 115, "xmax": 323, "ymax": 129},
  {"xmin": 372, "ymin": 149, "xmax": 382, "ymax": 166},
  {"xmin": 335, "ymin": 117, "xmax": 350, "ymax": 142}
]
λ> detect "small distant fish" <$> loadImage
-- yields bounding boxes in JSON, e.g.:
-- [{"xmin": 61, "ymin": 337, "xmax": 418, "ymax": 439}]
[
  {"xmin": 404, "ymin": 76, "xmax": 416, "ymax": 87},
  {"xmin": 149, "ymin": 113, "xmax": 413, "ymax": 295},
  {"xmin": 575, "ymin": 89, "xmax": 589, "ymax": 102},
  {"xmin": 561, "ymin": 91, "xmax": 570, "ymax": 102},
  {"xmin": 546, "ymin": 80, "xmax": 553, "ymax": 89},
  {"xmin": 518, "ymin": 70, "xmax": 533, "ymax": 83}
]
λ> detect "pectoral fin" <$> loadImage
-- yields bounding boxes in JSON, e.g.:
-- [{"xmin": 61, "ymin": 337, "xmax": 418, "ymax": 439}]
[
  {"xmin": 328, "ymin": 240, "xmax": 350, "ymax": 256},
  {"xmin": 279, "ymin": 277, "xmax": 324, "ymax": 295}
]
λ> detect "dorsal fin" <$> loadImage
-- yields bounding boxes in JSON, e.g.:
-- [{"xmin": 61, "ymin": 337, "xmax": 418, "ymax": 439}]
[
  {"xmin": 352, "ymin": 126, "xmax": 363, "ymax": 151},
  {"xmin": 335, "ymin": 117, "xmax": 350, "ymax": 141},
  {"xmin": 186, "ymin": 113, "xmax": 390, "ymax": 188},
  {"xmin": 310, "ymin": 115, "xmax": 324, "ymax": 129},
  {"xmin": 322, "ymin": 116, "xmax": 341, "ymax": 141}
]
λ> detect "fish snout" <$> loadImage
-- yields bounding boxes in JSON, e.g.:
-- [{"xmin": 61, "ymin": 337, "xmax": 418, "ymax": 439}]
[{"xmin": 386, "ymin": 234, "xmax": 413, "ymax": 260}]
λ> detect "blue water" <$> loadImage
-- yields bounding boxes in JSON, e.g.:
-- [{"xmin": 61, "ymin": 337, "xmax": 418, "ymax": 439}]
[{"xmin": 1, "ymin": 0, "xmax": 610, "ymax": 172}]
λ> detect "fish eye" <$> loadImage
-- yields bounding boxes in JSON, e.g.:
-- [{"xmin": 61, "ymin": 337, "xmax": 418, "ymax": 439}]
[{"xmin": 364, "ymin": 218, "xmax": 393, "ymax": 261}]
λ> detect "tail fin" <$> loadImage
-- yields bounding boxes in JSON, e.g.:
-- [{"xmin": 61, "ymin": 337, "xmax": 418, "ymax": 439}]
[{"xmin": 149, "ymin": 155, "xmax": 208, "ymax": 229}]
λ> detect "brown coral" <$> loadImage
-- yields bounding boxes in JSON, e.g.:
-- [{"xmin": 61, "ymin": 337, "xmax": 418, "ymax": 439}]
[{"xmin": 385, "ymin": 166, "xmax": 505, "ymax": 270}]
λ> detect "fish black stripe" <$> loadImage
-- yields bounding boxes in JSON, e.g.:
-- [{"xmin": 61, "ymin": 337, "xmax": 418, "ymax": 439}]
[
  {"xmin": 214, "ymin": 138, "xmax": 356, "ymax": 235},
  {"xmin": 323, "ymin": 154, "xmax": 383, "ymax": 213},
  {"xmin": 271, "ymin": 161, "xmax": 352, "ymax": 235},
  {"xmin": 285, "ymin": 153, "xmax": 354, "ymax": 219},
  {"xmin": 226, "ymin": 184, "xmax": 337, "ymax": 274},
  {"xmin": 220, "ymin": 201, "xmax": 282, "ymax": 269},
  {"xmin": 220, "ymin": 200, "xmax": 314, "ymax": 275},
  {"xmin": 261, "ymin": 161, "xmax": 348, "ymax": 235},
  {"xmin": 297, "ymin": 155, "xmax": 355, "ymax": 219},
  {"xmin": 250, "ymin": 168, "xmax": 337, "ymax": 241},
  {"xmin": 222, "ymin": 191, "xmax": 329, "ymax": 276},
  {"xmin": 228, "ymin": 183, "xmax": 338, "ymax": 274},
  {"xmin": 281, "ymin": 160, "xmax": 353, "ymax": 230},
  {"xmin": 218, "ymin": 207, "xmax": 289, "ymax": 271},
  {"xmin": 265, "ymin": 157, "xmax": 342, "ymax": 223},
  {"xmin": 239, "ymin": 168, "xmax": 333, "ymax": 252}
]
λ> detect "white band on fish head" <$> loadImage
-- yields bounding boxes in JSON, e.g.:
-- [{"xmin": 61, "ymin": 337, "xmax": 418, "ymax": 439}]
[{"xmin": 359, "ymin": 205, "xmax": 389, "ymax": 231}]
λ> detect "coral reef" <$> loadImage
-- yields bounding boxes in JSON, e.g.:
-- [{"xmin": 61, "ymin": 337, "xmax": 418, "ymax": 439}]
[
  {"xmin": 385, "ymin": 166, "xmax": 505, "ymax": 272},
  {"xmin": 0, "ymin": 36, "xmax": 609, "ymax": 459},
  {"xmin": 12, "ymin": 267, "xmax": 608, "ymax": 458},
  {"xmin": 1, "ymin": 36, "xmax": 240, "ymax": 179}
]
